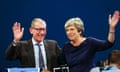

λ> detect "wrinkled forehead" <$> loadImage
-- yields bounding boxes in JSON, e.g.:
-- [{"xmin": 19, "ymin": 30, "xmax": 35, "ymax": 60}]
[{"xmin": 32, "ymin": 21, "xmax": 46, "ymax": 28}]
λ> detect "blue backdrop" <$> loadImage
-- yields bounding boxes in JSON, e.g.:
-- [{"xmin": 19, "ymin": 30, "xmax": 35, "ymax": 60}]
[{"xmin": 0, "ymin": 0, "xmax": 120, "ymax": 71}]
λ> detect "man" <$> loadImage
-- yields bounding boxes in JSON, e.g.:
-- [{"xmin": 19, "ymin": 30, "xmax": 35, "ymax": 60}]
[
  {"xmin": 90, "ymin": 50, "xmax": 120, "ymax": 72},
  {"xmin": 5, "ymin": 18, "xmax": 61, "ymax": 72}
]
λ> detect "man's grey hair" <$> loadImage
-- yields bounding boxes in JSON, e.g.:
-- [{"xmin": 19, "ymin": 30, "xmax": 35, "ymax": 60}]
[{"xmin": 31, "ymin": 18, "xmax": 46, "ymax": 27}]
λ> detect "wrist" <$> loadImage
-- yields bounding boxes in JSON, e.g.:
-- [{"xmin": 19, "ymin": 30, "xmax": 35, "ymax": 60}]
[
  {"xmin": 109, "ymin": 32, "xmax": 115, "ymax": 33},
  {"xmin": 109, "ymin": 30, "xmax": 115, "ymax": 33},
  {"xmin": 12, "ymin": 41, "xmax": 17, "ymax": 46},
  {"xmin": 13, "ymin": 39, "xmax": 19, "ymax": 43},
  {"xmin": 109, "ymin": 29, "xmax": 115, "ymax": 33}
]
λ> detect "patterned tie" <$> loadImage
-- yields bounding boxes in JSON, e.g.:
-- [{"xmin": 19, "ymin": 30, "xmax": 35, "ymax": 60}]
[{"xmin": 36, "ymin": 43, "xmax": 44, "ymax": 68}]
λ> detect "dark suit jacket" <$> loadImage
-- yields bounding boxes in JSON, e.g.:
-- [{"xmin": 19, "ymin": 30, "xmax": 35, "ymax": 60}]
[{"xmin": 5, "ymin": 39, "xmax": 61, "ymax": 71}]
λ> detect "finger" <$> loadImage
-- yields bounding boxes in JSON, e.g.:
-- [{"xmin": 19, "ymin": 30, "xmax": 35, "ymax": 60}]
[
  {"xmin": 17, "ymin": 22, "xmax": 21, "ymax": 31},
  {"xmin": 114, "ymin": 10, "xmax": 119, "ymax": 16},
  {"xmin": 12, "ymin": 22, "xmax": 18, "ymax": 30},
  {"xmin": 113, "ymin": 10, "xmax": 119, "ymax": 19},
  {"xmin": 109, "ymin": 14, "xmax": 111, "ymax": 24},
  {"xmin": 109, "ymin": 14, "xmax": 111, "ymax": 19},
  {"xmin": 21, "ymin": 27, "xmax": 24, "ymax": 33}
]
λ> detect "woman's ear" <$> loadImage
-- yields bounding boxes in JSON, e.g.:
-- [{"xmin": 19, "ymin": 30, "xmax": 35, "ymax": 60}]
[{"xmin": 78, "ymin": 30, "xmax": 82, "ymax": 35}]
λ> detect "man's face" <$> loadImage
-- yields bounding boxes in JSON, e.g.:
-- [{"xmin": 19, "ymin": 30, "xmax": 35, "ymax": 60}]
[
  {"xmin": 30, "ymin": 21, "xmax": 46, "ymax": 43},
  {"xmin": 65, "ymin": 25, "xmax": 80, "ymax": 41}
]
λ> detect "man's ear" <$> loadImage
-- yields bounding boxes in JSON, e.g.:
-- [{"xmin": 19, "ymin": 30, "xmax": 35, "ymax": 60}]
[{"xmin": 29, "ymin": 28, "xmax": 33, "ymax": 34}]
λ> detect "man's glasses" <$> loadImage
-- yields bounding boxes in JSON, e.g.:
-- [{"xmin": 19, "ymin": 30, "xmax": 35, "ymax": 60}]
[{"xmin": 32, "ymin": 27, "xmax": 46, "ymax": 31}]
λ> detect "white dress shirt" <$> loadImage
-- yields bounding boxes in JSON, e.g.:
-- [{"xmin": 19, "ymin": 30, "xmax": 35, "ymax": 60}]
[{"xmin": 32, "ymin": 38, "xmax": 47, "ymax": 69}]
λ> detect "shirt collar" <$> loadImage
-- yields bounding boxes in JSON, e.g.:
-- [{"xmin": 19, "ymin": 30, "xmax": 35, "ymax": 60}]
[
  {"xmin": 104, "ymin": 66, "xmax": 119, "ymax": 70},
  {"xmin": 32, "ymin": 38, "xmax": 44, "ymax": 46}
]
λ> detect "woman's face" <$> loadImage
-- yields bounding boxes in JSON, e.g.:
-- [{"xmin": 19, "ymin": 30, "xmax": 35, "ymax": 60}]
[{"xmin": 65, "ymin": 25, "xmax": 80, "ymax": 41}]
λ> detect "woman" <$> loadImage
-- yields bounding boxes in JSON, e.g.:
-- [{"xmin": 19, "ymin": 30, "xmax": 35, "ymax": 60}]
[{"xmin": 62, "ymin": 11, "xmax": 120, "ymax": 72}]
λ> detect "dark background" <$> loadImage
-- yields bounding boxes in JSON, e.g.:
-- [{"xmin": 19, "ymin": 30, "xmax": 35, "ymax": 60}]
[{"xmin": 0, "ymin": 0, "xmax": 120, "ymax": 71}]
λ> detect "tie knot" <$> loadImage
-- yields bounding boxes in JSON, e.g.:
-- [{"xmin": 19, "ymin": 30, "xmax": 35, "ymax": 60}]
[{"xmin": 36, "ymin": 43, "xmax": 41, "ymax": 46}]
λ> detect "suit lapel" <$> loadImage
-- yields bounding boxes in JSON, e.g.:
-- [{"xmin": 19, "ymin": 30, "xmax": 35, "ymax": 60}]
[
  {"xmin": 27, "ymin": 39, "xmax": 36, "ymax": 65},
  {"xmin": 43, "ymin": 40, "xmax": 50, "ymax": 67}
]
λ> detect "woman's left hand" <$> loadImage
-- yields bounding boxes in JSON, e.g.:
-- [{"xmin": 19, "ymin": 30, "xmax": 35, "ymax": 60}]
[{"xmin": 109, "ymin": 10, "xmax": 120, "ymax": 28}]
